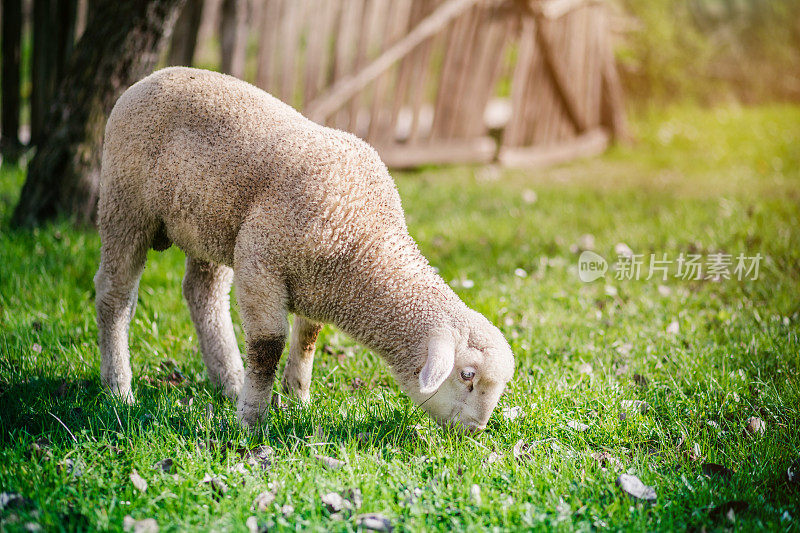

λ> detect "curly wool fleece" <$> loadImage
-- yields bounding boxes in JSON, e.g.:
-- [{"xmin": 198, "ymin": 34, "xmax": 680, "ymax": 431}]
[{"xmin": 94, "ymin": 67, "xmax": 514, "ymax": 430}]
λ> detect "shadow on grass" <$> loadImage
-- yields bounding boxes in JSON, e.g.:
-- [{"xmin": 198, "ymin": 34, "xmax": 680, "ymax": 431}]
[{"xmin": 0, "ymin": 374, "xmax": 422, "ymax": 452}]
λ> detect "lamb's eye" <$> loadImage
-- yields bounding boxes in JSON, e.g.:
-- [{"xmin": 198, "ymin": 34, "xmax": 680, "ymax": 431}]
[{"xmin": 460, "ymin": 369, "xmax": 475, "ymax": 381}]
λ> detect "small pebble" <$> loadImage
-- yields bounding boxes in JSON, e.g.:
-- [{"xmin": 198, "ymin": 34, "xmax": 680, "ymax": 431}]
[
  {"xmin": 252, "ymin": 490, "xmax": 276, "ymax": 512},
  {"xmin": 744, "ymin": 416, "xmax": 766, "ymax": 436},
  {"xmin": 357, "ymin": 513, "xmax": 393, "ymax": 532},
  {"xmin": 130, "ymin": 471, "xmax": 148, "ymax": 493}
]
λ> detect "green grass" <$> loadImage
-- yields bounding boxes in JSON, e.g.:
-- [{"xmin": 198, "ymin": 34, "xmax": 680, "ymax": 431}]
[{"xmin": 1, "ymin": 104, "xmax": 799, "ymax": 531}]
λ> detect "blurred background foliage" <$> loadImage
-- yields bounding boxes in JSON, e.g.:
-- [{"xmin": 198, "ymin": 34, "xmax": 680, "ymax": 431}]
[{"xmin": 616, "ymin": 0, "xmax": 800, "ymax": 106}]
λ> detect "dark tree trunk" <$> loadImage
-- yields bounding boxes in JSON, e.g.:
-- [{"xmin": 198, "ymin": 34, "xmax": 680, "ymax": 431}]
[
  {"xmin": 11, "ymin": 0, "xmax": 185, "ymax": 228},
  {"xmin": 1, "ymin": 0, "xmax": 23, "ymax": 158},
  {"xmin": 219, "ymin": 0, "xmax": 247, "ymax": 77},
  {"xmin": 30, "ymin": 0, "xmax": 78, "ymax": 146},
  {"xmin": 168, "ymin": 0, "xmax": 204, "ymax": 66}
]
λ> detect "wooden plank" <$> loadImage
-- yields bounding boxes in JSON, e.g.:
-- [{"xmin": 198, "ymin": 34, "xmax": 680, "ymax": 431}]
[
  {"xmin": 532, "ymin": 15, "xmax": 568, "ymax": 146},
  {"xmin": 406, "ymin": 34, "xmax": 436, "ymax": 143},
  {"xmin": 583, "ymin": 2, "xmax": 602, "ymax": 128},
  {"xmin": 389, "ymin": 0, "xmax": 427, "ymax": 140},
  {"xmin": 538, "ymin": 16, "xmax": 569, "ymax": 144},
  {"xmin": 429, "ymin": 11, "xmax": 466, "ymax": 139},
  {"xmin": 600, "ymin": 33, "xmax": 629, "ymax": 141},
  {"xmin": 442, "ymin": 6, "xmax": 482, "ymax": 139},
  {"xmin": 279, "ymin": 0, "xmax": 305, "ymax": 104},
  {"xmin": 562, "ymin": 9, "xmax": 581, "ymax": 140},
  {"xmin": 557, "ymin": 5, "xmax": 581, "ymax": 141},
  {"xmin": 366, "ymin": 0, "xmax": 393, "ymax": 52},
  {"xmin": 367, "ymin": 0, "xmax": 404, "ymax": 144},
  {"xmin": 255, "ymin": 0, "xmax": 282, "ymax": 93},
  {"xmin": 331, "ymin": 0, "xmax": 363, "ymax": 127},
  {"xmin": 367, "ymin": 0, "xmax": 412, "ymax": 142},
  {"xmin": 465, "ymin": 10, "xmax": 510, "ymax": 138},
  {"xmin": 376, "ymin": 137, "xmax": 496, "ymax": 168},
  {"xmin": 75, "ymin": 0, "xmax": 88, "ymax": 39},
  {"xmin": 306, "ymin": 0, "xmax": 482, "ymax": 122},
  {"xmin": 527, "ymin": 13, "xmax": 555, "ymax": 145},
  {"xmin": 570, "ymin": 4, "xmax": 589, "ymax": 136},
  {"xmin": 499, "ymin": 128, "xmax": 608, "ymax": 168},
  {"xmin": 434, "ymin": 6, "xmax": 475, "ymax": 139},
  {"xmin": 534, "ymin": 11, "xmax": 587, "ymax": 133},
  {"xmin": 320, "ymin": 0, "xmax": 343, "ymax": 91},
  {"xmin": 332, "ymin": 1, "xmax": 362, "ymax": 83},
  {"xmin": 347, "ymin": 0, "xmax": 378, "ymax": 133},
  {"xmin": 405, "ymin": 0, "xmax": 438, "ymax": 143},
  {"xmin": 461, "ymin": 6, "xmax": 506, "ymax": 135},
  {"xmin": 503, "ymin": 15, "xmax": 535, "ymax": 147},
  {"xmin": 249, "ymin": 0, "xmax": 264, "ymax": 38},
  {"xmin": 303, "ymin": 0, "xmax": 337, "ymax": 106},
  {"xmin": 597, "ymin": 5, "xmax": 631, "ymax": 143},
  {"xmin": 597, "ymin": 2, "xmax": 629, "ymax": 141},
  {"xmin": 536, "ymin": 0, "xmax": 596, "ymax": 20},
  {"xmin": 525, "ymin": 25, "xmax": 548, "ymax": 145},
  {"xmin": 528, "ymin": 38, "xmax": 549, "ymax": 145}
]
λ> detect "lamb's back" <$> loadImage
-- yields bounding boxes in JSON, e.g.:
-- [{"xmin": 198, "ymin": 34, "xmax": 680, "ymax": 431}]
[{"xmin": 104, "ymin": 67, "xmax": 406, "ymax": 266}]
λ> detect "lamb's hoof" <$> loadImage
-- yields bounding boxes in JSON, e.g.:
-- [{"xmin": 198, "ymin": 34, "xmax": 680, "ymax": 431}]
[
  {"xmin": 222, "ymin": 381, "xmax": 243, "ymax": 402},
  {"xmin": 105, "ymin": 384, "xmax": 134, "ymax": 405},
  {"xmin": 237, "ymin": 400, "xmax": 267, "ymax": 428},
  {"xmin": 280, "ymin": 378, "xmax": 311, "ymax": 406},
  {"xmin": 209, "ymin": 369, "xmax": 244, "ymax": 402},
  {"xmin": 293, "ymin": 392, "xmax": 311, "ymax": 406}
]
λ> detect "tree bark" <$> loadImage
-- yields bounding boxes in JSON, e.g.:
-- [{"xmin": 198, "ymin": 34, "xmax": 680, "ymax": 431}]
[
  {"xmin": 219, "ymin": 0, "xmax": 247, "ymax": 77},
  {"xmin": 11, "ymin": 0, "xmax": 185, "ymax": 228},
  {"xmin": 30, "ymin": 0, "xmax": 78, "ymax": 146},
  {"xmin": 1, "ymin": 0, "xmax": 23, "ymax": 158},
  {"xmin": 168, "ymin": 0, "xmax": 204, "ymax": 66}
]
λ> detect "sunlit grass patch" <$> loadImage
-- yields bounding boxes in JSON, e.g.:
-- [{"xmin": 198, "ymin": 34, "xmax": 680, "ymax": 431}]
[{"xmin": 1, "ymin": 105, "xmax": 799, "ymax": 531}]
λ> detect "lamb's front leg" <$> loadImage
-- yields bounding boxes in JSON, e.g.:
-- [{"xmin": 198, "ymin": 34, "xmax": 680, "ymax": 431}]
[
  {"xmin": 234, "ymin": 262, "xmax": 288, "ymax": 427},
  {"xmin": 238, "ymin": 334, "xmax": 286, "ymax": 426},
  {"xmin": 281, "ymin": 316, "xmax": 322, "ymax": 404}
]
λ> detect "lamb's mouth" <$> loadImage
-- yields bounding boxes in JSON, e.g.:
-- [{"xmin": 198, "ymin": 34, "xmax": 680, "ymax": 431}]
[
  {"xmin": 418, "ymin": 394, "xmax": 482, "ymax": 433},
  {"xmin": 441, "ymin": 418, "xmax": 485, "ymax": 434},
  {"xmin": 437, "ymin": 404, "xmax": 482, "ymax": 434}
]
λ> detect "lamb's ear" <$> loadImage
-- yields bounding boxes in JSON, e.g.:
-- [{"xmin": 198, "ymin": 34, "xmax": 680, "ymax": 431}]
[{"xmin": 419, "ymin": 332, "xmax": 455, "ymax": 394}]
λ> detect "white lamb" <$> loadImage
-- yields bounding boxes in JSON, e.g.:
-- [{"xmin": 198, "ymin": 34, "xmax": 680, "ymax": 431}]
[{"xmin": 94, "ymin": 67, "xmax": 514, "ymax": 432}]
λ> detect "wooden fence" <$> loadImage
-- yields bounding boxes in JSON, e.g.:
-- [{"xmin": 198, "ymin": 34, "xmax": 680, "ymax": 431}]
[{"xmin": 197, "ymin": 0, "xmax": 627, "ymax": 168}]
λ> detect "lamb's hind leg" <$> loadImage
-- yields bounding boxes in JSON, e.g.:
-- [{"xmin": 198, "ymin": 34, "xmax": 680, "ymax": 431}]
[
  {"xmin": 281, "ymin": 316, "xmax": 322, "ymax": 404},
  {"xmin": 182, "ymin": 257, "xmax": 245, "ymax": 399},
  {"xmin": 94, "ymin": 224, "xmax": 150, "ymax": 403}
]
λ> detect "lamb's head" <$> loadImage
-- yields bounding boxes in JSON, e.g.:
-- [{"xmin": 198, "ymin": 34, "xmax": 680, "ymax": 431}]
[{"xmin": 409, "ymin": 309, "xmax": 514, "ymax": 433}]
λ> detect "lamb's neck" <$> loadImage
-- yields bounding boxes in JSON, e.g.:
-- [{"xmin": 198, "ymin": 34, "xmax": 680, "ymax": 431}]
[{"xmin": 336, "ymin": 243, "xmax": 462, "ymax": 369}]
